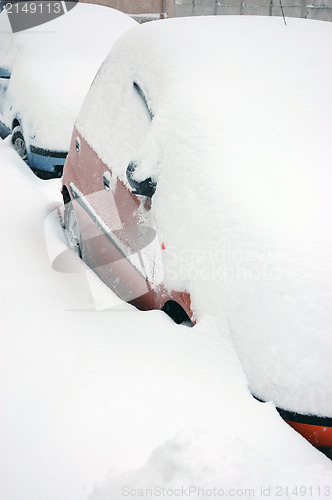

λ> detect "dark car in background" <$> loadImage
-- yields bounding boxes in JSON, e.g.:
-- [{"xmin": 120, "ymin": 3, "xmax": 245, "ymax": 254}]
[{"xmin": 0, "ymin": 4, "xmax": 136, "ymax": 177}]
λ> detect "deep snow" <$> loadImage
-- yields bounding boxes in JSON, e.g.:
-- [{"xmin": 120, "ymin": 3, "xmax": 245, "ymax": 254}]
[
  {"xmin": 0, "ymin": 137, "xmax": 331, "ymax": 500},
  {"xmin": 76, "ymin": 15, "xmax": 332, "ymax": 416}
]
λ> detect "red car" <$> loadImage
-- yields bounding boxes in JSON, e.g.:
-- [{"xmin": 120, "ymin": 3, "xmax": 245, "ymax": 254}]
[
  {"xmin": 62, "ymin": 16, "xmax": 332, "ymax": 455},
  {"xmin": 62, "ymin": 132, "xmax": 193, "ymax": 325}
]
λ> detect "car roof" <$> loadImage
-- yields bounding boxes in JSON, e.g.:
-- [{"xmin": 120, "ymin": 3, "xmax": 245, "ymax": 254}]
[
  {"xmin": 77, "ymin": 15, "xmax": 332, "ymax": 181},
  {"xmin": 98, "ymin": 14, "xmax": 331, "ymax": 86}
]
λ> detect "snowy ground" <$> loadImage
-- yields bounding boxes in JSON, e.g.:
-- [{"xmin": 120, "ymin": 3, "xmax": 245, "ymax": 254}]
[{"xmin": 0, "ymin": 136, "xmax": 331, "ymax": 499}]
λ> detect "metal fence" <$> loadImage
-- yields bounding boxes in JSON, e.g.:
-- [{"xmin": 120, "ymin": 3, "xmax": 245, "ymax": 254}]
[
  {"xmin": 175, "ymin": 0, "xmax": 332, "ymax": 21},
  {"xmin": 2, "ymin": 1, "xmax": 330, "ymax": 21}
]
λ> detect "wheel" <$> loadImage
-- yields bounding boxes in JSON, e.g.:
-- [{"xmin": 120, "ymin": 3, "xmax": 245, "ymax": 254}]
[
  {"xmin": 12, "ymin": 126, "xmax": 28, "ymax": 163},
  {"xmin": 64, "ymin": 201, "xmax": 82, "ymax": 258}
]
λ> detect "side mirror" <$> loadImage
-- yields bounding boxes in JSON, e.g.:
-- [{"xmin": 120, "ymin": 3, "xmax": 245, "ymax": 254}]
[
  {"xmin": 126, "ymin": 161, "xmax": 156, "ymax": 198},
  {"xmin": 0, "ymin": 66, "xmax": 11, "ymax": 79}
]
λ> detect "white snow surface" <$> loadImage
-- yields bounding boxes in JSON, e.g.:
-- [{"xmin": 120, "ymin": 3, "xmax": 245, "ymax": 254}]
[
  {"xmin": 0, "ymin": 138, "xmax": 332, "ymax": 500},
  {"xmin": 1, "ymin": 138, "xmax": 332, "ymax": 499},
  {"xmin": 0, "ymin": 5, "xmax": 136, "ymax": 150},
  {"xmin": 76, "ymin": 16, "xmax": 332, "ymax": 416}
]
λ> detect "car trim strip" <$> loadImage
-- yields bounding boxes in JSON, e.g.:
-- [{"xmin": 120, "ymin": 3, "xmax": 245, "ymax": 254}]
[
  {"xmin": 276, "ymin": 408, "xmax": 332, "ymax": 427},
  {"xmin": 69, "ymin": 182, "xmax": 148, "ymax": 278},
  {"xmin": 30, "ymin": 145, "xmax": 68, "ymax": 159},
  {"xmin": 69, "ymin": 182, "xmax": 124, "ymax": 255},
  {"xmin": 69, "ymin": 182, "xmax": 156, "ymax": 287}
]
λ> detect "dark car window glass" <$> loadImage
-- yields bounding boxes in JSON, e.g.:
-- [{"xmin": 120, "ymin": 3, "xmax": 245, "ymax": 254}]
[
  {"xmin": 133, "ymin": 81, "xmax": 154, "ymax": 120},
  {"xmin": 0, "ymin": 66, "xmax": 11, "ymax": 79}
]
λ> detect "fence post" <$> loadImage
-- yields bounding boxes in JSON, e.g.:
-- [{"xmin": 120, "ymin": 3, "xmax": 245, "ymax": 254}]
[{"xmin": 300, "ymin": 0, "xmax": 307, "ymax": 18}]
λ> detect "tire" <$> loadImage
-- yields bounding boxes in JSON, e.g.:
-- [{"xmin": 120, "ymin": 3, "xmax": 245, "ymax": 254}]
[
  {"xmin": 64, "ymin": 201, "xmax": 82, "ymax": 258},
  {"xmin": 12, "ymin": 126, "xmax": 28, "ymax": 163}
]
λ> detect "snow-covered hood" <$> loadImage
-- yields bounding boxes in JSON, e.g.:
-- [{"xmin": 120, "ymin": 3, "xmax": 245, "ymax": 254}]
[{"xmin": 0, "ymin": 5, "xmax": 137, "ymax": 150}]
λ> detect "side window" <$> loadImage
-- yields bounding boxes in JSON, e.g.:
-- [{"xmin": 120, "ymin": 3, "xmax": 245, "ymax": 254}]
[
  {"xmin": 133, "ymin": 81, "xmax": 154, "ymax": 120},
  {"xmin": 76, "ymin": 57, "xmax": 156, "ymax": 183},
  {"xmin": 97, "ymin": 77, "xmax": 154, "ymax": 183}
]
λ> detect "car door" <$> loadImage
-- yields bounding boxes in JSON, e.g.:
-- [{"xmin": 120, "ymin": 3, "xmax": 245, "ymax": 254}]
[
  {"xmin": 102, "ymin": 80, "xmax": 163, "ymax": 297},
  {"xmin": 70, "ymin": 77, "xmax": 162, "ymax": 302}
]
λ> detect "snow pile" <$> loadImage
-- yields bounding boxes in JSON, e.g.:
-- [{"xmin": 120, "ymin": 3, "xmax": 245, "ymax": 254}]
[
  {"xmin": 0, "ymin": 5, "xmax": 136, "ymax": 150},
  {"xmin": 90, "ymin": 428, "xmax": 331, "ymax": 500},
  {"xmin": 77, "ymin": 16, "xmax": 332, "ymax": 416},
  {"xmin": 1, "ymin": 137, "xmax": 331, "ymax": 500}
]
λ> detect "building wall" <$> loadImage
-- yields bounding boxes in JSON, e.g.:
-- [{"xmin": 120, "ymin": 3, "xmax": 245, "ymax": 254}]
[
  {"xmin": 174, "ymin": 0, "xmax": 332, "ymax": 21},
  {"xmin": 79, "ymin": 0, "xmax": 174, "ymax": 20},
  {"xmin": 79, "ymin": 0, "xmax": 332, "ymax": 21}
]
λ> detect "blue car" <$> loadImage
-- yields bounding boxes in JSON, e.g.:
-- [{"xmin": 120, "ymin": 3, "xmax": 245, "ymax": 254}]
[
  {"xmin": 0, "ymin": 4, "xmax": 136, "ymax": 177},
  {"xmin": 0, "ymin": 114, "xmax": 67, "ymax": 178}
]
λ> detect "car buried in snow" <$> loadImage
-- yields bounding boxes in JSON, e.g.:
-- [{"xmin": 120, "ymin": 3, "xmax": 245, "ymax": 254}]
[
  {"xmin": 62, "ymin": 15, "xmax": 332, "ymax": 455},
  {"xmin": 0, "ymin": 4, "xmax": 136, "ymax": 177}
]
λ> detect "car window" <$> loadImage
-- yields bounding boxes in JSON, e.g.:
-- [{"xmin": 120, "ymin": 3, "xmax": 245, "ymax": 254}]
[
  {"xmin": 101, "ymin": 77, "xmax": 153, "ymax": 178},
  {"xmin": 133, "ymin": 81, "xmax": 154, "ymax": 120},
  {"xmin": 0, "ymin": 66, "xmax": 11, "ymax": 78},
  {"xmin": 123, "ymin": 79, "xmax": 153, "ymax": 152},
  {"xmin": 76, "ymin": 47, "xmax": 157, "ymax": 184}
]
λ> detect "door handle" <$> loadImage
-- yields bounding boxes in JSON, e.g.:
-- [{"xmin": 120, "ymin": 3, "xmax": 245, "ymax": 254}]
[{"xmin": 103, "ymin": 171, "xmax": 111, "ymax": 191}]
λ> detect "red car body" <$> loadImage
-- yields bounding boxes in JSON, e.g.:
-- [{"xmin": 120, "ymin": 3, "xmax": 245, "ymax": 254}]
[{"xmin": 62, "ymin": 129, "xmax": 194, "ymax": 325}]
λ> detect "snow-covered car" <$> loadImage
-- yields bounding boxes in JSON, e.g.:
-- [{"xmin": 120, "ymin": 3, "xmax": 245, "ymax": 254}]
[
  {"xmin": 62, "ymin": 15, "xmax": 332, "ymax": 453},
  {"xmin": 0, "ymin": 4, "xmax": 136, "ymax": 177}
]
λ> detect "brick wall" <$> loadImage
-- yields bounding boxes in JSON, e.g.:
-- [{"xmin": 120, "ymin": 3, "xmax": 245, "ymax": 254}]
[{"xmin": 79, "ymin": 0, "xmax": 174, "ymax": 20}]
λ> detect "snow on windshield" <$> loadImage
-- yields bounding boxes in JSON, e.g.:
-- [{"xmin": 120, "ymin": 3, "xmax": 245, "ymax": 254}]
[{"xmin": 77, "ymin": 15, "xmax": 332, "ymax": 416}]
